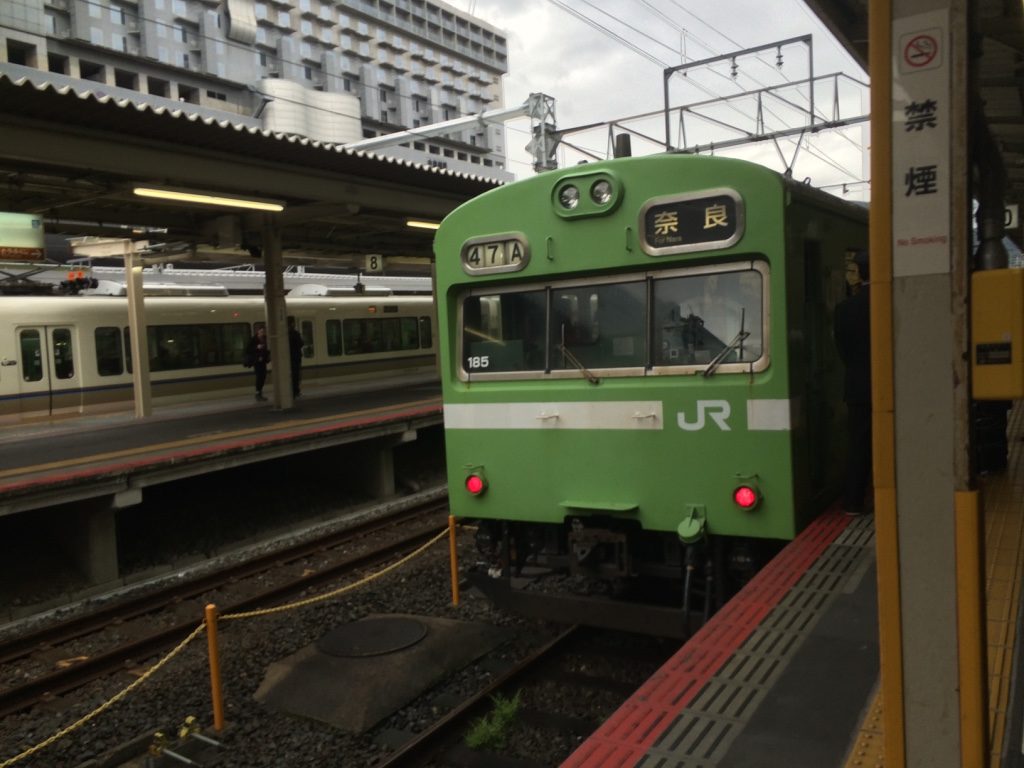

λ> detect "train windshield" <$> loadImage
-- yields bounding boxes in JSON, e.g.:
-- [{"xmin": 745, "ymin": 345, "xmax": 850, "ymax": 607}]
[
  {"xmin": 459, "ymin": 263, "xmax": 766, "ymax": 379},
  {"xmin": 653, "ymin": 269, "xmax": 763, "ymax": 366}
]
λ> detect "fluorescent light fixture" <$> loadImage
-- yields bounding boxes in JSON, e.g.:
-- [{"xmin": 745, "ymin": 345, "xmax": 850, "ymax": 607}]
[
  {"xmin": 406, "ymin": 219, "xmax": 441, "ymax": 230},
  {"xmin": 133, "ymin": 186, "xmax": 285, "ymax": 212}
]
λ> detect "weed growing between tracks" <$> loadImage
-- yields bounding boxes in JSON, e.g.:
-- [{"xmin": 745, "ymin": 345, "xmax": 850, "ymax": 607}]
[{"xmin": 465, "ymin": 691, "xmax": 521, "ymax": 751}]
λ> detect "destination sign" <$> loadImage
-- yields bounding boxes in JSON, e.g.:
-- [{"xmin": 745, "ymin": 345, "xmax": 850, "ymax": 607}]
[{"xmin": 640, "ymin": 189, "xmax": 743, "ymax": 256}]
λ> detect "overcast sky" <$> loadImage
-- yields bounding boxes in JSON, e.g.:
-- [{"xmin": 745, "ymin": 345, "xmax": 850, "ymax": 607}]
[{"xmin": 450, "ymin": 0, "xmax": 871, "ymax": 199}]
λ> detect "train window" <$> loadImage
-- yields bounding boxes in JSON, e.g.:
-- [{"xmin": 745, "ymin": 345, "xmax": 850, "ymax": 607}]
[
  {"xmin": 382, "ymin": 318, "xmax": 403, "ymax": 350},
  {"xmin": 300, "ymin": 320, "xmax": 314, "ymax": 358},
  {"xmin": 462, "ymin": 289, "xmax": 547, "ymax": 372},
  {"xmin": 52, "ymin": 328, "xmax": 75, "ymax": 380},
  {"xmin": 419, "ymin": 316, "xmax": 432, "ymax": 349},
  {"xmin": 95, "ymin": 327, "xmax": 124, "ymax": 376},
  {"xmin": 223, "ymin": 323, "xmax": 249, "ymax": 366},
  {"xmin": 142, "ymin": 323, "xmax": 250, "ymax": 371},
  {"xmin": 124, "ymin": 327, "xmax": 132, "ymax": 374},
  {"xmin": 550, "ymin": 282, "xmax": 646, "ymax": 371},
  {"xmin": 343, "ymin": 318, "xmax": 383, "ymax": 354},
  {"xmin": 400, "ymin": 317, "xmax": 419, "ymax": 350},
  {"xmin": 652, "ymin": 268, "xmax": 764, "ymax": 367},
  {"xmin": 326, "ymin": 319, "xmax": 343, "ymax": 356},
  {"xmin": 19, "ymin": 330, "xmax": 43, "ymax": 382}
]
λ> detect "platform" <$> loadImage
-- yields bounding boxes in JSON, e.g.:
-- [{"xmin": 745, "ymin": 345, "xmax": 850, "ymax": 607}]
[
  {"xmin": 0, "ymin": 377, "xmax": 443, "ymax": 589},
  {"xmin": 0, "ymin": 377, "xmax": 442, "ymax": 514},
  {"xmin": 564, "ymin": 403, "xmax": 1024, "ymax": 768}
]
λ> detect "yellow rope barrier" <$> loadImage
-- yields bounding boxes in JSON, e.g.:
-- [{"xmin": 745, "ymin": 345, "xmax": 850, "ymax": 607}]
[
  {"xmin": 220, "ymin": 527, "xmax": 449, "ymax": 621},
  {"xmin": 0, "ymin": 622, "xmax": 207, "ymax": 768},
  {"xmin": 0, "ymin": 525, "xmax": 451, "ymax": 767}
]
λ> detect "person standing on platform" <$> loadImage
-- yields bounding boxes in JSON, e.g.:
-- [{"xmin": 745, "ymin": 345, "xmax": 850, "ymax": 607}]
[
  {"xmin": 287, "ymin": 317, "xmax": 304, "ymax": 398},
  {"xmin": 245, "ymin": 326, "xmax": 271, "ymax": 402},
  {"xmin": 834, "ymin": 249, "xmax": 872, "ymax": 515}
]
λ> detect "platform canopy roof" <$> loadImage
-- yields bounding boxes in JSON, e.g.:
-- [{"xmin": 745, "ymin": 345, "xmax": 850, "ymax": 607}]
[{"xmin": 0, "ymin": 71, "xmax": 501, "ymax": 274}]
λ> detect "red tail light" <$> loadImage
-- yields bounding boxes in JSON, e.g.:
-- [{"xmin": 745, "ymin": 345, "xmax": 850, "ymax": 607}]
[
  {"xmin": 465, "ymin": 473, "xmax": 487, "ymax": 496},
  {"xmin": 733, "ymin": 485, "xmax": 760, "ymax": 510}
]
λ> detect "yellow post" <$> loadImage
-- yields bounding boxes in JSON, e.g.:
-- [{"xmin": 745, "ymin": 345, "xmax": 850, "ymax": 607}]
[
  {"xmin": 204, "ymin": 603, "xmax": 225, "ymax": 732},
  {"xmin": 448, "ymin": 515, "xmax": 460, "ymax": 606}
]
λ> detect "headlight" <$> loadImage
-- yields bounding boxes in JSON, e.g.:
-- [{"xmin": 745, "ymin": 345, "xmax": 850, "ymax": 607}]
[
  {"xmin": 590, "ymin": 179, "xmax": 613, "ymax": 205},
  {"xmin": 558, "ymin": 185, "xmax": 580, "ymax": 209}
]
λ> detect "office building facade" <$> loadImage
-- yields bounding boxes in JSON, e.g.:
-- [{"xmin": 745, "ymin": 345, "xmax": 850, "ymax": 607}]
[{"xmin": 0, "ymin": 0, "xmax": 512, "ymax": 179}]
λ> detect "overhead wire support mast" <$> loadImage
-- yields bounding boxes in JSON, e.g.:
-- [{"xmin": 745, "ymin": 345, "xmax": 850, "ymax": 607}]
[
  {"xmin": 344, "ymin": 93, "xmax": 559, "ymax": 174},
  {"xmin": 660, "ymin": 35, "xmax": 868, "ymax": 169},
  {"xmin": 664, "ymin": 36, "xmax": 816, "ymax": 152}
]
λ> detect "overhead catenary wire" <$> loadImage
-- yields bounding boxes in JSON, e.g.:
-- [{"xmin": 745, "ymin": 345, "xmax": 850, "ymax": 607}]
[{"xmin": 541, "ymin": 0, "xmax": 864, "ymax": 183}]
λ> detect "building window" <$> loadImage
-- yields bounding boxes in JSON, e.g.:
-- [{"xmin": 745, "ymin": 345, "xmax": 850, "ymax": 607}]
[
  {"xmin": 381, "ymin": 110, "xmax": 388, "ymax": 123},
  {"xmin": 177, "ymin": 24, "xmax": 187, "ymax": 42},
  {"xmin": 182, "ymin": 52, "xmax": 190, "ymax": 68},
  {"xmin": 114, "ymin": 68, "xmax": 136, "ymax": 88},
  {"xmin": 304, "ymin": 66, "xmax": 312, "ymax": 79},
  {"xmin": 48, "ymin": 52, "xmax": 69, "ymax": 74},
  {"xmin": 148, "ymin": 77, "xmax": 170, "ymax": 97}
]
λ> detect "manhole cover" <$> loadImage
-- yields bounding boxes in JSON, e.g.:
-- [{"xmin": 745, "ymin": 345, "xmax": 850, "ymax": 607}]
[{"xmin": 316, "ymin": 617, "xmax": 428, "ymax": 657}]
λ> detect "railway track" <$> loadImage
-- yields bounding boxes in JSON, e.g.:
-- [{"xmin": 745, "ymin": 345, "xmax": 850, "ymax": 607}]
[
  {"xmin": 375, "ymin": 625, "xmax": 675, "ymax": 768},
  {"xmin": 0, "ymin": 499, "xmax": 450, "ymax": 718}
]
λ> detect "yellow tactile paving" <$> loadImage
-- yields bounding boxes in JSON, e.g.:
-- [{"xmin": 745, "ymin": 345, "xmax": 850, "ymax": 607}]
[
  {"xmin": 844, "ymin": 401, "xmax": 1024, "ymax": 768},
  {"xmin": 984, "ymin": 401, "xmax": 1024, "ymax": 767}
]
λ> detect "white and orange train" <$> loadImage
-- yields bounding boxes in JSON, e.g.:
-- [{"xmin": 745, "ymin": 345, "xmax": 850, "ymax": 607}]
[{"xmin": 0, "ymin": 294, "xmax": 436, "ymax": 422}]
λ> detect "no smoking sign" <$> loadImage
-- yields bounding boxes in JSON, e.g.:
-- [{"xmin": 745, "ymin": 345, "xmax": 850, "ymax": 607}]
[{"xmin": 900, "ymin": 28, "xmax": 943, "ymax": 73}]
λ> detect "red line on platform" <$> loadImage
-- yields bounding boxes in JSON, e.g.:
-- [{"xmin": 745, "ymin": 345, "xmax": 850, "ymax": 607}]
[{"xmin": 561, "ymin": 509, "xmax": 852, "ymax": 768}]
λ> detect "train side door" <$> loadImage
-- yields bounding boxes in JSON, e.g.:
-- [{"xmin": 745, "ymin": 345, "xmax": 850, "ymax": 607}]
[{"xmin": 16, "ymin": 326, "xmax": 81, "ymax": 416}]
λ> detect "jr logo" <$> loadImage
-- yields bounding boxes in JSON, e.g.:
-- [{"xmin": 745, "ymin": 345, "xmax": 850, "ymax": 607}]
[{"xmin": 677, "ymin": 400, "xmax": 732, "ymax": 431}]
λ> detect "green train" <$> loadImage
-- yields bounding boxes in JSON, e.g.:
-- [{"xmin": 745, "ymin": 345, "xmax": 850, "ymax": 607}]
[{"xmin": 434, "ymin": 153, "xmax": 867, "ymax": 597}]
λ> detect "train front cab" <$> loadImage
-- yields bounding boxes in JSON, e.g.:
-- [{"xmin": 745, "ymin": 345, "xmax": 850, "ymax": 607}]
[{"xmin": 435, "ymin": 154, "xmax": 868, "ymax": 594}]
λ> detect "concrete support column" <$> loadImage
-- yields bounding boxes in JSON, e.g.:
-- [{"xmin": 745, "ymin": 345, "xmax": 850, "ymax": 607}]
[
  {"xmin": 355, "ymin": 443, "xmax": 396, "ymax": 498},
  {"xmin": 59, "ymin": 500, "xmax": 119, "ymax": 586},
  {"xmin": 125, "ymin": 244, "xmax": 152, "ymax": 418},
  {"xmin": 875, "ymin": 0, "xmax": 977, "ymax": 765},
  {"xmin": 261, "ymin": 213, "xmax": 292, "ymax": 409}
]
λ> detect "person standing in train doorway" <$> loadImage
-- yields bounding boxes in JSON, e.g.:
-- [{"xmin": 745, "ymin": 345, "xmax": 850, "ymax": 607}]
[
  {"xmin": 287, "ymin": 317, "xmax": 304, "ymax": 398},
  {"xmin": 245, "ymin": 325, "xmax": 271, "ymax": 402},
  {"xmin": 834, "ymin": 249, "xmax": 872, "ymax": 516}
]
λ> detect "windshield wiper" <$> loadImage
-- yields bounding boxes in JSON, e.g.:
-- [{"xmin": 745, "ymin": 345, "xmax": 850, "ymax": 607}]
[
  {"xmin": 703, "ymin": 331, "xmax": 750, "ymax": 377},
  {"xmin": 703, "ymin": 307, "xmax": 748, "ymax": 378},
  {"xmin": 559, "ymin": 344, "xmax": 600, "ymax": 385}
]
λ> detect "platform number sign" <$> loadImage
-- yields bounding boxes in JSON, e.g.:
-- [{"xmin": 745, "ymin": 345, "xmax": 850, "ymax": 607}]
[
  {"xmin": 365, "ymin": 254, "xmax": 383, "ymax": 273},
  {"xmin": 461, "ymin": 234, "xmax": 530, "ymax": 275}
]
